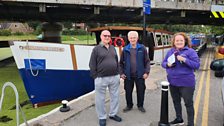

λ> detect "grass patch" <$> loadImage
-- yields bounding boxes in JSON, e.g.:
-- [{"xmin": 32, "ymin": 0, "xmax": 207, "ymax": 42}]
[
  {"xmin": 0, "ymin": 35, "xmax": 36, "ymax": 41},
  {"xmin": 0, "ymin": 66, "xmax": 60, "ymax": 126},
  {"xmin": 0, "ymin": 48, "xmax": 12, "ymax": 60},
  {"xmin": 62, "ymin": 35, "xmax": 96, "ymax": 45},
  {"xmin": 0, "ymin": 35, "xmax": 95, "ymax": 41},
  {"xmin": 0, "ymin": 35, "xmax": 96, "ymax": 45},
  {"xmin": 63, "ymin": 40, "xmax": 96, "ymax": 45},
  {"xmin": 62, "ymin": 35, "xmax": 95, "ymax": 41}
]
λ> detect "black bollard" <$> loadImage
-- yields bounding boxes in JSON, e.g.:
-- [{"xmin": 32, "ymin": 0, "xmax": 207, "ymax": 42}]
[
  {"xmin": 60, "ymin": 100, "xmax": 70, "ymax": 112},
  {"xmin": 158, "ymin": 81, "xmax": 170, "ymax": 126}
]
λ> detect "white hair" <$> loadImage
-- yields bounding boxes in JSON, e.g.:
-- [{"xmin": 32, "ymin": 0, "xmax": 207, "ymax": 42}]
[{"xmin": 128, "ymin": 31, "xmax": 138, "ymax": 38}]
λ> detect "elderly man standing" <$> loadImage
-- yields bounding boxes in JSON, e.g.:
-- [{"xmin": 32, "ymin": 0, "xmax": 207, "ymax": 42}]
[
  {"xmin": 89, "ymin": 30, "xmax": 122, "ymax": 126},
  {"xmin": 120, "ymin": 31, "xmax": 150, "ymax": 113}
]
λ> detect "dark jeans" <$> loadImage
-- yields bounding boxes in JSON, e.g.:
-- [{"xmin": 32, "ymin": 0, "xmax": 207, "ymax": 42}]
[
  {"xmin": 170, "ymin": 85, "xmax": 195, "ymax": 126},
  {"xmin": 124, "ymin": 77, "xmax": 146, "ymax": 108}
]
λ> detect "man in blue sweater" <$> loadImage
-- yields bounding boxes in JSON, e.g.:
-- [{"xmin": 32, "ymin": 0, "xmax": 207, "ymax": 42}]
[{"xmin": 120, "ymin": 31, "xmax": 150, "ymax": 113}]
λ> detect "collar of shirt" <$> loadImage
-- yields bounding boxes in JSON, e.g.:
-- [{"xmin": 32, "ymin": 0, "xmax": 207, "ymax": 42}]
[{"xmin": 100, "ymin": 42, "xmax": 110, "ymax": 50}]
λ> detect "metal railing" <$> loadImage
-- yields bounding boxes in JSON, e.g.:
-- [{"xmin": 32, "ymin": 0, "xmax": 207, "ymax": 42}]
[
  {"xmin": 0, "ymin": 82, "xmax": 29, "ymax": 126},
  {"xmin": 159, "ymin": 0, "xmax": 224, "ymax": 4}
]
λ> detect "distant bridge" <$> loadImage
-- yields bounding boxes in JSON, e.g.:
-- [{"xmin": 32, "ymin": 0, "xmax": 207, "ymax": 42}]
[{"xmin": 0, "ymin": 0, "xmax": 223, "ymax": 25}]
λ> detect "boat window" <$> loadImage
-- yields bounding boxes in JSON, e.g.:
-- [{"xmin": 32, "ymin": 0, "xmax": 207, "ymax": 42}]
[
  {"xmin": 162, "ymin": 34, "xmax": 167, "ymax": 45},
  {"xmin": 168, "ymin": 35, "xmax": 172, "ymax": 45},
  {"xmin": 156, "ymin": 34, "xmax": 162, "ymax": 46},
  {"xmin": 215, "ymin": 35, "xmax": 224, "ymax": 46},
  {"xmin": 147, "ymin": 32, "xmax": 155, "ymax": 61},
  {"xmin": 146, "ymin": 32, "xmax": 155, "ymax": 47},
  {"xmin": 165, "ymin": 35, "xmax": 169, "ymax": 45}
]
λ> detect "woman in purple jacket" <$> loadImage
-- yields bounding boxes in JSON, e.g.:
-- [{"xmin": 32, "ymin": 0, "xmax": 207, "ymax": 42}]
[{"xmin": 162, "ymin": 32, "xmax": 200, "ymax": 126}]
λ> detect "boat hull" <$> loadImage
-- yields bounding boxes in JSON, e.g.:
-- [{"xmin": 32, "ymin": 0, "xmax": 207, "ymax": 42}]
[{"xmin": 19, "ymin": 69, "xmax": 94, "ymax": 105}]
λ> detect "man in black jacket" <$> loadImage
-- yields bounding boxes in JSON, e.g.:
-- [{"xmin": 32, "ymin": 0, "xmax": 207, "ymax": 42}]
[{"xmin": 120, "ymin": 31, "xmax": 150, "ymax": 113}]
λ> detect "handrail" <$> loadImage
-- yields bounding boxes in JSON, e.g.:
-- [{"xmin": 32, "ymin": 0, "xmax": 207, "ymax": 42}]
[
  {"xmin": 0, "ymin": 82, "xmax": 29, "ymax": 126},
  {"xmin": 26, "ymin": 41, "xmax": 39, "ymax": 77}
]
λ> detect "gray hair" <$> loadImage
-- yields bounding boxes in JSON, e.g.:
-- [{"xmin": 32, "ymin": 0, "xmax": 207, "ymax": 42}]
[{"xmin": 128, "ymin": 31, "xmax": 138, "ymax": 38}]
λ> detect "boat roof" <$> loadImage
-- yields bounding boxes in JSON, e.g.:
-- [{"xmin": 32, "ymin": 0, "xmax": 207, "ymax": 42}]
[
  {"xmin": 88, "ymin": 26, "xmax": 154, "ymax": 32},
  {"xmin": 89, "ymin": 26, "xmax": 173, "ymax": 34}
]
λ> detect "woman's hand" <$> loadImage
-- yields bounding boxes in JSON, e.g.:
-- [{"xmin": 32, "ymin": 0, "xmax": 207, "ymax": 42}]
[
  {"xmin": 167, "ymin": 62, "xmax": 173, "ymax": 67},
  {"xmin": 177, "ymin": 55, "xmax": 186, "ymax": 63}
]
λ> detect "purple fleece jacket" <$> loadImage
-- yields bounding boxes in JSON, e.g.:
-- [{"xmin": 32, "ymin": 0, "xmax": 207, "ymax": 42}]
[{"xmin": 162, "ymin": 46, "xmax": 200, "ymax": 87}]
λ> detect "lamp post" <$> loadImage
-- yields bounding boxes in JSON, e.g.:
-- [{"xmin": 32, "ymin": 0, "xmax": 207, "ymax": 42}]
[{"xmin": 143, "ymin": 0, "xmax": 151, "ymax": 45}]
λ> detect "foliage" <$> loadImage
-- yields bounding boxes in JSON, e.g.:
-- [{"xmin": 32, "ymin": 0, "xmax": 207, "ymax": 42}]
[
  {"xmin": 1, "ymin": 22, "xmax": 224, "ymax": 37},
  {"xmin": 27, "ymin": 21, "xmax": 41, "ymax": 30},
  {"xmin": 62, "ymin": 29, "xmax": 88, "ymax": 35},
  {"xmin": 12, "ymin": 32, "xmax": 24, "ymax": 36},
  {"xmin": 62, "ymin": 22, "xmax": 73, "ymax": 29},
  {"xmin": 33, "ymin": 25, "xmax": 42, "ymax": 35},
  {"xmin": 0, "ymin": 30, "xmax": 11, "ymax": 36},
  {"xmin": 27, "ymin": 21, "xmax": 42, "ymax": 35},
  {"xmin": 86, "ymin": 23, "xmax": 99, "ymax": 28},
  {"xmin": 148, "ymin": 24, "xmax": 215, "ymax": 34},
  {"xmin": 94, "ymin": 24, "xmax": 217, "ymax": 34},
  {"xmin": 210, "ymin": 26, "xmax": 224, "ymax": 35}
]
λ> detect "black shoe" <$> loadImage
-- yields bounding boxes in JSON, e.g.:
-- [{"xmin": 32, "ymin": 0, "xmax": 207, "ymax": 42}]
[
  {"xmin": 138, "ymin": 107, "xmax": 146, "ymax": 113},
  {"xmin": 109, "ymin": 115, "xmax": 122, "ymax": 122},
  {"xmin": 123, "ymin": 106, "xmax": 132, "ymax": 112},
  {"xmin": 99, "ymin": 119, "xmax": 106, "ymax": 126},
  {"xmin": 169, "ymin": 118, "xmax": 184, "ymax": 125}
]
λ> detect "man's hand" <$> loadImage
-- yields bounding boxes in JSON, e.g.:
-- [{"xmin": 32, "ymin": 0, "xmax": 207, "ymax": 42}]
[
  {"xmin": 120, "ymin": 74, "xmax": 126, "ymax": 79},
  {"xmin": 143, "ymin": 73, "xmax": 149, "ymax": 79}
]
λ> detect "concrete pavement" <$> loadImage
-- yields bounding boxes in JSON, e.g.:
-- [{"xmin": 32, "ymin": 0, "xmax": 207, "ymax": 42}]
[
  {"xmin": 19, "ymin": 47, "xmax": 224, "ymax": 126},
  {"xmin": 21, "ymin": 64, "xmax": 187, "ymax": 126}
]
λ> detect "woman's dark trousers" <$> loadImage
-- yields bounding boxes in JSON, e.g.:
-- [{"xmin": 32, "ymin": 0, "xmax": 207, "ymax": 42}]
[{"xmin": 170, "ymin": 85, "xmax": 195, "ymax": 126}]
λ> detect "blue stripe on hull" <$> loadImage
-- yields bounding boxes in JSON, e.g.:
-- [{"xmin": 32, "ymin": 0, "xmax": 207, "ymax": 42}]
[{"xmin": 19, "ymin": 69, "xmax": 94, "ymax": 104}]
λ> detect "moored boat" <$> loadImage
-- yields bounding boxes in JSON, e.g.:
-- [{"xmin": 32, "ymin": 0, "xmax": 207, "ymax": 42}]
[{"xmin": 9, "ymin": 41, "xmax": 95, "ymax": 107}]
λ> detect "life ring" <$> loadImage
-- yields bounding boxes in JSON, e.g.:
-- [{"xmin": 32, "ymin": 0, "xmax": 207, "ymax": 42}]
[
  {"xmin": 109, "ymin": 39, "xmax": 113, "ymax": 45},
  {"xmin": 114, "ymin": 37, "xmax": 125, "ymax": 47}
]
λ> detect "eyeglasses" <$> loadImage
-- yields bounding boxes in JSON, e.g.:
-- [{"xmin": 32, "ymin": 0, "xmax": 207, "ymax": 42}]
[{"xmin": 103, "ymin": 35, "xmax": 111, "ymax": 38}]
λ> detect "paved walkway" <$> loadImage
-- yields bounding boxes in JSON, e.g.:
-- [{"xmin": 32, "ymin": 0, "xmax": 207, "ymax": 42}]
[{"xmin": 21, "ymin": 64, "xmax": 187, "ymax": 126}]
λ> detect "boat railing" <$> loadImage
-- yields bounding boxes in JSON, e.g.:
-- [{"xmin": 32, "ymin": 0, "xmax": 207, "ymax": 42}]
[
  {"xmin": 0, "ymin": 82, "xmax": 29, "ymax": 126},
  {"xmin": 26, "ymin": 41, "xmax": 39, "ymax": 77}
]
